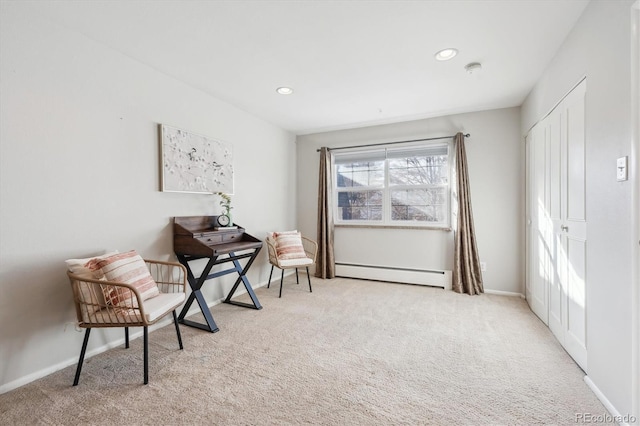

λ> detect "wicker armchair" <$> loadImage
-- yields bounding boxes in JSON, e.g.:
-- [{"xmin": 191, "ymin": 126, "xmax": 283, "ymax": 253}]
[
  {"xmin": 67, "ymin": 258, "xmax": 187, "ymax": 385},
  {"xmin": 266, "ymin": 233, "xmax": 317, "ymax": 298}
]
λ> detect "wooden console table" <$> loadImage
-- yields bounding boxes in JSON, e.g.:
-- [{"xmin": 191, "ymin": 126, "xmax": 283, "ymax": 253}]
[{"xmin": 173, "ymin": 216, "xmax": 263, "ymax": 333}]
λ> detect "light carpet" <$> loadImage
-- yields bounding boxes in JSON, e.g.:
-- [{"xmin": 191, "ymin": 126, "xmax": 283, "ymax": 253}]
[{"xmin": 0, "ymin": 276, "xmax": 608, "ymax": 425}]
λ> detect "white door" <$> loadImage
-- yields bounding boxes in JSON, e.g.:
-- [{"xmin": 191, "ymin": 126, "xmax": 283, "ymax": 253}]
[
  {"xmin": 547, "ymin": 108, "xmax": 564, "ymax": 341},
  {"xmin": 527, "ymin": 121, "xmax": 549, "ymax": 325},
  {"xmin": 526, "ymin": 79, "xmax": 587, "ymax": 371},
  {"xmin": 559, "ymin": 81, "xmax": 587, "ymax": 370}
]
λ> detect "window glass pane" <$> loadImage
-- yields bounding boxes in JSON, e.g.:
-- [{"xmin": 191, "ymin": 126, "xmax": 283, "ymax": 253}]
[
  {"xmin": 337, "ymin": 190, "xmax": 383, "ymax": 221},
  {"xmin": 388, "ymin": 157, "xmax": 427, "ymax": 169},
  {"xmin": 388, "ymin": 155, "xmax": 448, "ymax": 185},
  {"xmin": 391, "ymin": 205, "xmax": 446, "ymax": 222},
  {"xmin": 391, "ymin": 189, "xmax": 446, "ymax": 222},
  {"xmin": 336, "ymin": 161, "xmax": 384, "ymax": 187}
]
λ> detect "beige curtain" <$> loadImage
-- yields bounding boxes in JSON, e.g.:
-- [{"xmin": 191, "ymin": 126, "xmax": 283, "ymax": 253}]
[
  {"xmin": 453, "ymin": 132, "xmax": 484, "ymax": 295},
  {"xmin": 316, "ymin": 147, "xmax": 336, "ymax": 278}
]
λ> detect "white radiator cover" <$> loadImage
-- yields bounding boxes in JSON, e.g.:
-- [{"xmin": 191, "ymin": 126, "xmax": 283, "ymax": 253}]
[{"xmin": 335, "ymin": 262, "xmax": 452, "ymax": 290}]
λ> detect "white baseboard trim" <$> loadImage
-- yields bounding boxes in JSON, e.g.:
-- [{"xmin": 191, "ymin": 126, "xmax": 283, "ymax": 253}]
[
  {"xmin": 0, "ymin": 315, "xmax": 175, "ymax": 394},
  {"xmin": 484, "ymin": 289, "xmax": 525, "ymax": 298},
  {"xmin": 0, "ymin": 273, "xmax": 283, "ymax": 395},
  {"xmin": 584, "ymin": 376, "xmax": 636, "ymax": 425}
]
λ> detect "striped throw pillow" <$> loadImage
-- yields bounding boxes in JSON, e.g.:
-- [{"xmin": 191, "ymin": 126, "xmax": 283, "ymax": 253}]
[
  {"xmin": 274, "ymin": 231, "xmax": 307, "ymax": 260},
  {"xmin": 91, "ymin": 250, "xmax": 159, "ymax": 308},
  {"xmin": 66, "ymin": 251, "xmax": 119, "ymax": 316}
]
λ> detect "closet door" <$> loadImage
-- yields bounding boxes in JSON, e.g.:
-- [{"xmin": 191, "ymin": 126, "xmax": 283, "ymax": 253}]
[
  {"xmin": 527, "ymin": 119, "xmax": 549, "ymax": 325},
  {"xmin": 525, "ymin": 79, "xmax": 587, "ymax": 371},
  {"xmin": 547, "ymin": 108, "xmax": 564, "ymax": 340},
  {"xmin": 559, "ymin": 81, "xmax": 587, "ymax": 370}
]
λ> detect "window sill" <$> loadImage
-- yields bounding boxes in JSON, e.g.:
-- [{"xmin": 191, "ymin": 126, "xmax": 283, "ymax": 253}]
[{"xmin": 335, "ymin": 224, "xmax": 452, "ymax": 231}]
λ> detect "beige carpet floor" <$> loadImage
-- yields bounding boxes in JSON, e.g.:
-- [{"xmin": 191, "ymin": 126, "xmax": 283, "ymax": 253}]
[{"xmin": 0, "ymin": 276, "xmax": 607, "ymax": 425}]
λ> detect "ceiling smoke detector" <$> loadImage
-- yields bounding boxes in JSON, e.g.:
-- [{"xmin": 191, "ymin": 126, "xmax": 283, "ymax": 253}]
[{"xmin": 465, "ymin": 62, "xmax": 482, "ymax": 74}]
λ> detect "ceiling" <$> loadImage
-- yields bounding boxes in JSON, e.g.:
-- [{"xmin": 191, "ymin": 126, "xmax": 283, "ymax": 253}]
[{"xmin": 25, "ymin": 0, "xmax": 589, "ymax": 135}]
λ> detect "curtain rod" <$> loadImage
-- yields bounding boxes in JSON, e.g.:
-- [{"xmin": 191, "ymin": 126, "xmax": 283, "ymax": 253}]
[{"xmin": 315, "ymin": 133, "xmax": 470, "ymax": 152}]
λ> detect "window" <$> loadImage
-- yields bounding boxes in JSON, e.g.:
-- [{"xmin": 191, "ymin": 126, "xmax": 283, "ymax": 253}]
[{"xmin": 334, "ymin": 143, "xmax": 451, "ymax": 228}]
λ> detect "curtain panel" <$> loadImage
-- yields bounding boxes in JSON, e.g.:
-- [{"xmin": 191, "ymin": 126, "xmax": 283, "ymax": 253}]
[
  {"xmin": 316, "ymin": 147, "xmax": 336, "ymax": 278},
  {"xmin": 452, "ymin": 132, "xmax": 484, "ymax": 295}
]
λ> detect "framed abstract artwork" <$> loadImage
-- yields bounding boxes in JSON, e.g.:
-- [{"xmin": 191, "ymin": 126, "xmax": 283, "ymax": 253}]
[{"xmin": 159, "ymin": 124, "xmax": 234, "ymax": 194}]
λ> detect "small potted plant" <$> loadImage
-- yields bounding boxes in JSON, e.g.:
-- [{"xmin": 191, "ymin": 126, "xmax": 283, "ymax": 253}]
[{"xmin": 216, "ymin": 192, "xmax": 233, "ymax": 228}]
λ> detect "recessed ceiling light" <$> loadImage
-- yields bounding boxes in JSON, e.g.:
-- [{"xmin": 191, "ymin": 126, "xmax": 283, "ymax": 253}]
[
  {"xmin": 276, "ymin": 87, "xmax": 294, "ymax": 95},
  {"xmin": 434, "ymin": 48, "xmax": 458, "ymax": 61}
]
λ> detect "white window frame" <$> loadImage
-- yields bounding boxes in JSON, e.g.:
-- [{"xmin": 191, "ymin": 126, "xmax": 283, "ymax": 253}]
[{"xmin": 332, "ymin": 141, "xmax": 452, "ymax": 229}]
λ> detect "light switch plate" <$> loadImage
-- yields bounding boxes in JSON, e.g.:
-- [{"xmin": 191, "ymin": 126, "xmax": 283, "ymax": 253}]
[{"xmin": 617, "ymin": 156, "xmax": 628, "ymax": 181}]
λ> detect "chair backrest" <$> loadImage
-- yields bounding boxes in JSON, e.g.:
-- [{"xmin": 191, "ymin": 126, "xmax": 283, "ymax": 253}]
[
  {"xmin": 66, "ymin": 252, "xmax": 117, "ymax": 323},
  {"xmin": 67, "ymin": 271, "xmax": 149, "ymax": 326},
  {"xmin": 65, "ymin": 253, "xmax": 186, "ymax": 328},
  {"xmin": 267, "ymin": 231, "xmax": 318, "ymax": 263}
]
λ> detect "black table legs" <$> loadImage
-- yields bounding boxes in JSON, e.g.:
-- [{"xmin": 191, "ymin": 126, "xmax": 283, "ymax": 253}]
[
  {"xmin": 223, "ymin": 252, "xmax": 262, "ymax": 310},
  {"xmin": 176, "ymin": 248, "xmax": 262, "ymax": 333}
]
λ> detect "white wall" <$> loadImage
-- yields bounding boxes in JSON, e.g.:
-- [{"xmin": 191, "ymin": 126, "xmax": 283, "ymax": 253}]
[
  {"xmin": 521, "ymin": 0, "xmax": 636, "ymax": 417},
  {"xmin": 296, "ymin": 107, "xmax": 523, "ymax": 295},
  {"xmin": 0, "ymin": 4, "xmax": 296, "ymax": 391},
  {"xmin": 633, "ymin": 1, "xmax": 640, "ymax": 417}
]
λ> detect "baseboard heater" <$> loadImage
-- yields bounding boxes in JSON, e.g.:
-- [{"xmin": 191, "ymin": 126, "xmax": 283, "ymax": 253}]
[{"xmin": 335, "ymin": 262, "xmax": 452, "ymax": 291}]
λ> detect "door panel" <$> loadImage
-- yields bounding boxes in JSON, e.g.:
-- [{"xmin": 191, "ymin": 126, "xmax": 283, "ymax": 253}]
[
  {"xmin": 564, "ymin": 237, "xmax": 587, "ymax": 369},
  {"xmin": 547, "ymin": 111, "xmax": 563, "ymax": 339},
  {"xmin": 526, "ymin": 79, "xmax": 587, "ymax": 372},
  {"xmin": 561, "ymin": 80, "xmax": 587, "ymax": 370},
  {"xmin": 549, "ymin": 112, "xmax": 562, "ymax": 221},
  {"xmin": 566, "ymin": 86, "xmax": 587, "ymax": 223},
  {"xmin": 548, "ymin": 230, "xmax": 563, "ymax": 340},
  {"xmin": 529, "ymin": 122, "xmax": 549, "ymax": 324}
]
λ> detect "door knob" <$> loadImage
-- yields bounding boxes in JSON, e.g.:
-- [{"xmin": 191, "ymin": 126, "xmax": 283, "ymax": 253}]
[{"xmin": 561, "ymin": 225, "xmax": 569, "ymax": 232}]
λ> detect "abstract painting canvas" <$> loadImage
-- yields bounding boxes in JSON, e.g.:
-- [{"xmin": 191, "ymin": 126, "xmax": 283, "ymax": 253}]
[{"xmin": 160, "ymin": 124, "xmax": 233, "ymax": 194}]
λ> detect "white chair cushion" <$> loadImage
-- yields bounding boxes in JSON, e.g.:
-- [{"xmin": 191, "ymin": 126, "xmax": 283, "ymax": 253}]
[
  {"xmin": 86, "ymin": 292, "xmax": 185, "ymax": 324},
  {"xmin": 277, "ymin": 257, "xmax": 314, "ymax": 268},
  {"xmin": 142, "ymin": 292, "xmax": 186, "ymax": 322}
]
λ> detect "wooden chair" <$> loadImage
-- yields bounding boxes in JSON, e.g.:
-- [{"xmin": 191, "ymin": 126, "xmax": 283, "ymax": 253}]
[
  {"xmin": 66, "ymin": 257, "xmax": 186, "ymax": 385},
  {"xmin": 266, "ymin": 232, "xmax": 317, "ymax": 298}
]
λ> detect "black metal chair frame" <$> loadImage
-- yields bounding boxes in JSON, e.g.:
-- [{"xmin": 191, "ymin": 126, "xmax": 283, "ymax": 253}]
[
  {"xmin": 67, "ymin": 259, "xmax": 187, "ymax": 385},
  {"xmin": 73, "ymin": 312, "xmax": 183, "ymax": 386},
  {"xmin": 267, "ymin": 264, "xmax": 313, "ymax": 298}
]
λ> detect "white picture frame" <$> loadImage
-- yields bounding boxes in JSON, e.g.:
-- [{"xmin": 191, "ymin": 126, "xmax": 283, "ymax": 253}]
[{"xmin": 159, "ymin": 124, "xmax": 234, "ymax": 194}]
